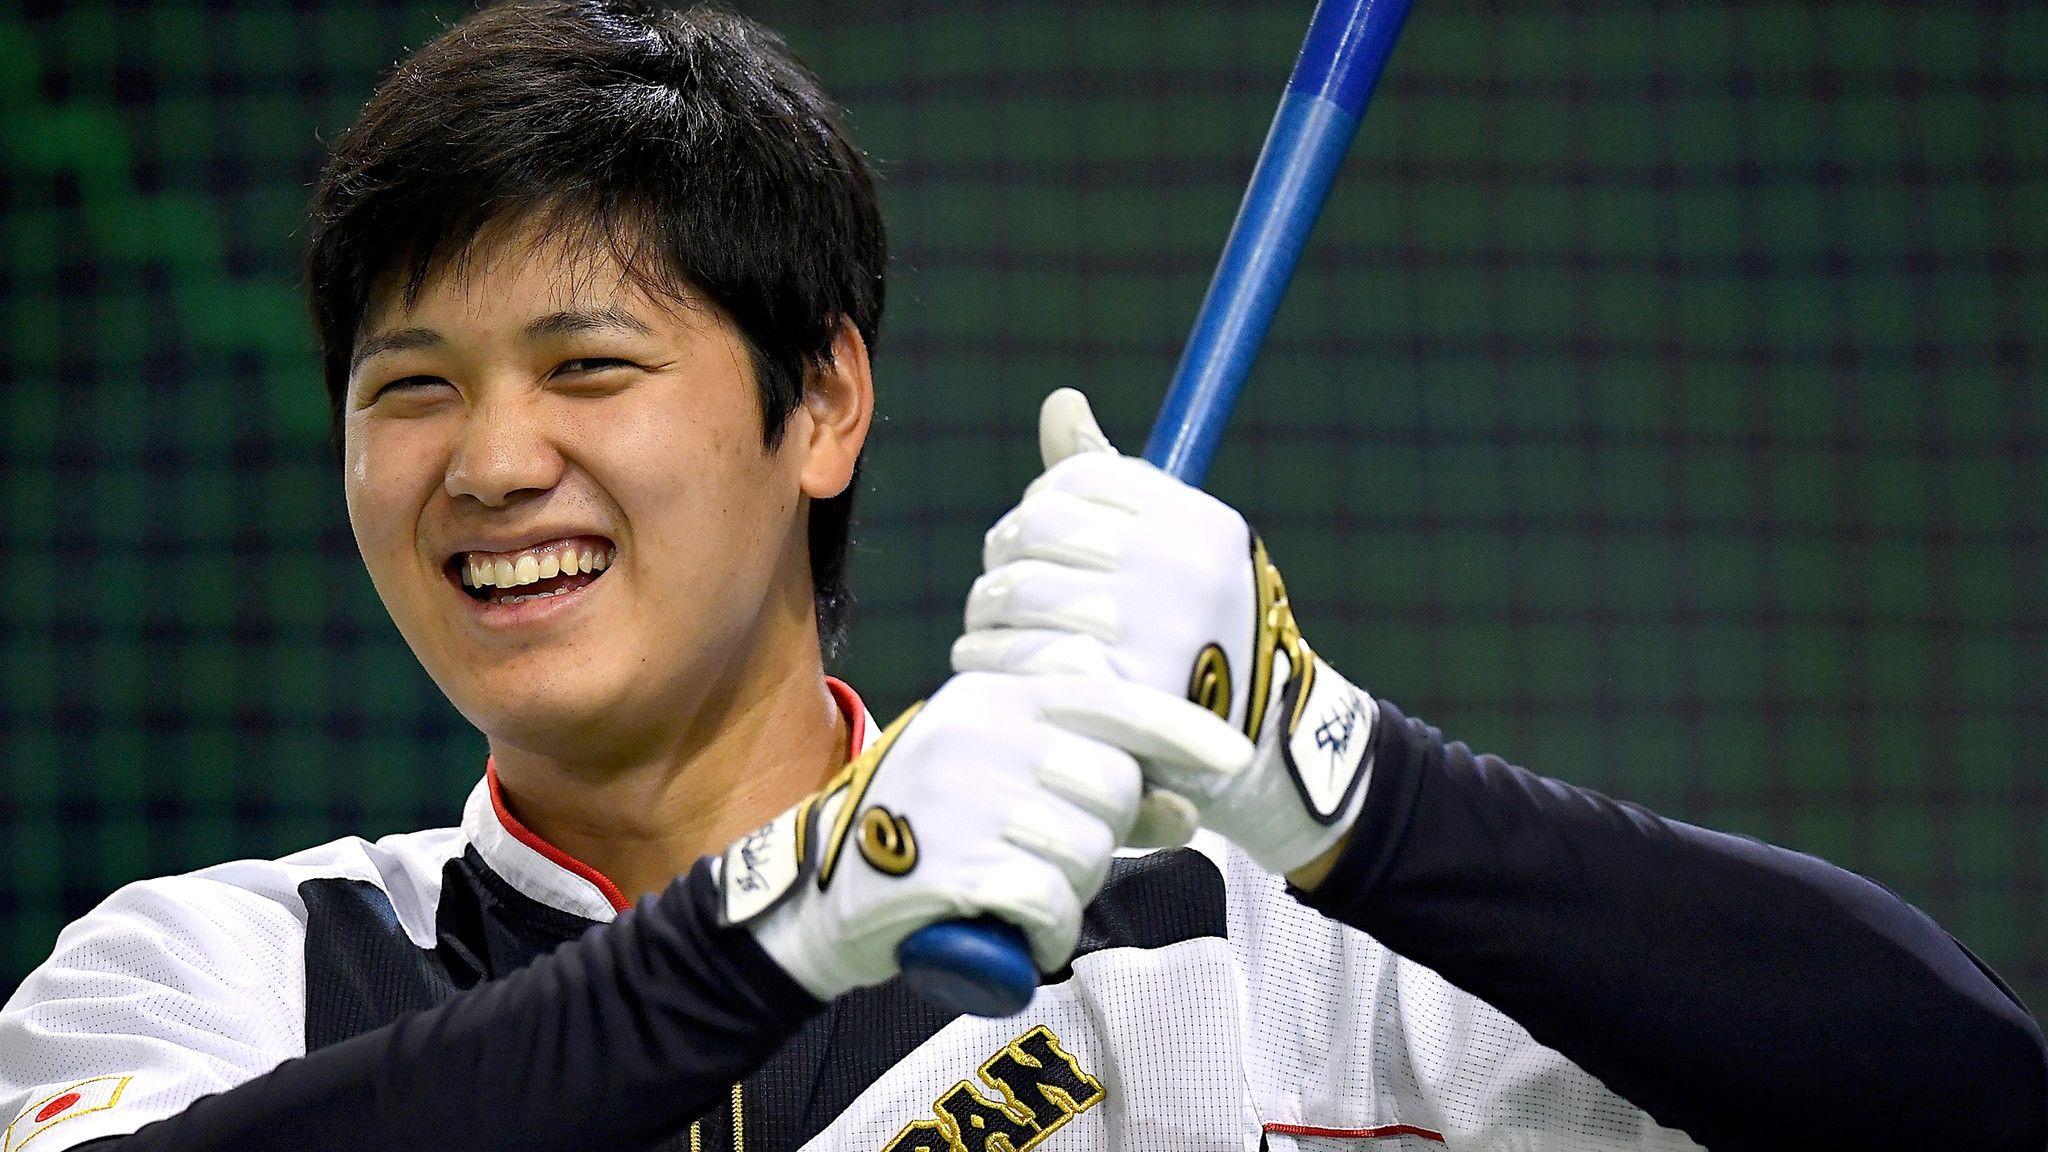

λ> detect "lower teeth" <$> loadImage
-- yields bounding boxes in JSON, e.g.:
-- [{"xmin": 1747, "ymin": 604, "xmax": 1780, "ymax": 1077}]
[{"xmin": 497, "ymin": 587, "xmax": 574, "ymax": 606}]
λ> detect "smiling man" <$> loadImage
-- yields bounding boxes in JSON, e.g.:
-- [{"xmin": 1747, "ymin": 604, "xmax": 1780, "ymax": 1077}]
[
  {"xmin": 2, "ymin": 3, "xmax": 2043, "ymax": 1152},
  {"xmin": 340, "ymin": 208, "xmax": 868, "ymax": 903},
  {"xmin": 0, "ymin": 5, "xmax": 1219, "ymax": 1149}
]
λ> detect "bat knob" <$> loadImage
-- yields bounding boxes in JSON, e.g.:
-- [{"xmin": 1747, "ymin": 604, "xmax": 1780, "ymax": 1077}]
[{"xmin": 898, "ymin": 918, "xmax": 1038, "ymax": 1017}]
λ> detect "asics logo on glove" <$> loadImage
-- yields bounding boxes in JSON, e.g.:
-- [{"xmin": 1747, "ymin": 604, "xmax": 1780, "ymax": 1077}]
[
  {"xmin": 857, "ymin": 806, "xmax": 918, "ymax": 876},
  {"xmin": 812, "ymin": 704, "xmax": 922, "ymax": 891},
  {"xmin": 952, "ymin": 388, "xmax": 1378, "ymax": 878},
  {"xmin": 1188, "ymin": 643, "xmax": 1231, "ymax": 719}
]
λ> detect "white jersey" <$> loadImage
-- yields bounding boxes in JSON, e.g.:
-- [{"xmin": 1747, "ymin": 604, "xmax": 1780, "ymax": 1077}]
[{"xmin": 1, "ymin": 687, "xmax": 1698, "ymax": 1152}]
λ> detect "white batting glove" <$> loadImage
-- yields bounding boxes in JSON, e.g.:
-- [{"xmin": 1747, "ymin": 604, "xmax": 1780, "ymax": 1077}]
[
  {"xmin": 721, "ymin": 670, "xmax": 1248, "ymax": 1002},
  {"xmin": 950, "ymin": 389, "xmax": 1378, "ymax": 878}
]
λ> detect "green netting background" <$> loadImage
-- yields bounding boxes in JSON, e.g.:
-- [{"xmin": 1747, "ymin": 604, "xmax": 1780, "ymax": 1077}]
[{"xmin": 1, "ymin": 0, "xmax": 2042, "ymax": 1012}]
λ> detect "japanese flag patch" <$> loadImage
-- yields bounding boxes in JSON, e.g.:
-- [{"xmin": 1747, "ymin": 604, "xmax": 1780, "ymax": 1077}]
[{"xmin": 5, "ymin": 1076, "xmax": 131, "ymax": 1151}]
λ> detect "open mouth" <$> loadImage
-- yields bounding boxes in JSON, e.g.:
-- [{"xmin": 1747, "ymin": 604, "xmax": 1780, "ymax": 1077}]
[{"xmin": 447, "ymin": 536, "xmax": 616, "ymax": 607}]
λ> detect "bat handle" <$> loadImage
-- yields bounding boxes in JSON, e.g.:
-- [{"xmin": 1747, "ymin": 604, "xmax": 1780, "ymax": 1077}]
[{"xmin": 898, "ymin": 918, "xmax": 1038, "ymax": 1017}]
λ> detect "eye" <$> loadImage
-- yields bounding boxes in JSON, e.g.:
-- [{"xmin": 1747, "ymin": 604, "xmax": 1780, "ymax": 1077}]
[
  {"xmin": 362, "ymin": 376, "xmax": 452, "ymax": 405},
  {"xmin": 557, "ymin": 357, "xmax": 633, "ymax": 375}
]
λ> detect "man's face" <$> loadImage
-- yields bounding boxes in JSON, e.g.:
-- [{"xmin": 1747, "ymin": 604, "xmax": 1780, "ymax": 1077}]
[{"xmin": 342, "ymin": 220, "xmax": 827, "ymax": 759}]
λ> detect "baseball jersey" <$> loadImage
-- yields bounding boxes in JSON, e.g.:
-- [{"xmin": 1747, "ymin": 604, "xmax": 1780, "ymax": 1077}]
[{"xmin": 2, "ymin": 683, "xmax": 2041, "ymax": 1152}]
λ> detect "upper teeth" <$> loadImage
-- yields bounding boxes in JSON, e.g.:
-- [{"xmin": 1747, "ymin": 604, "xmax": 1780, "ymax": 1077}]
[{"xmin": 462, "ymin": 541, "xmax": 614, "ymax": 589}]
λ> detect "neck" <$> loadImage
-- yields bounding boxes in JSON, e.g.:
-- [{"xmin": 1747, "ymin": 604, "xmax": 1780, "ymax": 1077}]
[{"xmin": 485, "ymin": 616, "xmax": 851, "ymax": 905}]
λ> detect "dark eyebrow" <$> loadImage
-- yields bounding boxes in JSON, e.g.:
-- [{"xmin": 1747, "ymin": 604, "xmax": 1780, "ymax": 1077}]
[
  {"xmin": 349, "ymin": 327, "xmax": 443, "ymax": 374},
  {"xmin": 522, "ymin": 307, "xmax": 656, "ymax": 340},
  {"xmin": 349, "ymin": 308, "xmax": 654, "ymax": 376}
]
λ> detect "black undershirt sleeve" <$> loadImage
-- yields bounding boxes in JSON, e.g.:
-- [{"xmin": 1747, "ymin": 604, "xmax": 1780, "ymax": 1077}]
[
  {"xmin": 1297, "ymin": 700, "xmax": 2047, "ymax": 1151},
  {"xmin": 80, "ymin": 859, "xmax": 819, "ymax": 1152}
]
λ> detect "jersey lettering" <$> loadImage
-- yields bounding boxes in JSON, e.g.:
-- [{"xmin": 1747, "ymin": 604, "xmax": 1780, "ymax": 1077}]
[{"xmin": 882, "ymin": 1026, "xmax": 1105, "ymax": 1152}]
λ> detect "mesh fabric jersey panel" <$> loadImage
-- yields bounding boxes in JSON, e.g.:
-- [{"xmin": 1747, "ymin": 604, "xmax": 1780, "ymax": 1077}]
[{"xmin": 0, "ymin": 0, "xmax": 2042, "ymax": 1016}]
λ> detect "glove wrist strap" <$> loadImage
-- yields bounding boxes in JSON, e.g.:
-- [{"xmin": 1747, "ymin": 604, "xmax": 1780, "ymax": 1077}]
[{"xmin": 1242, "ymin": 658, "xmax": 1377, "ymax": 875}]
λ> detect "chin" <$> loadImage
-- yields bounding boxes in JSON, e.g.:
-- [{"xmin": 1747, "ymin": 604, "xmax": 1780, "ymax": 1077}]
[
  {"xmin": 419, "ymin": 608, "xmax": 742, "ymax": 757},
  {"xmin": 473, "ymin": 701, "xmax": 632, "ymax": 761},
  {"xmin": 442, "ymin": 665, "xmax": 634, "ymax": 747}
]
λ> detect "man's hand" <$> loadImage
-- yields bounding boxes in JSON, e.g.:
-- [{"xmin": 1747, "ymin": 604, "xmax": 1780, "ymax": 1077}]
[
  {"xmin": 951, "ymin": 389, "xmax": 1377, "ymax": 879},
  {"xmin": 721, "ymin": 670, "xmax": 1248, "ymax": 1002}
]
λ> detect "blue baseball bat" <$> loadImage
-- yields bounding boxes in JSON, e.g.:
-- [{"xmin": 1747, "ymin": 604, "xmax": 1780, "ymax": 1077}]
[{"xmin": 898, "ymin": 0, "xmax": 1416, "ymax": 1018}]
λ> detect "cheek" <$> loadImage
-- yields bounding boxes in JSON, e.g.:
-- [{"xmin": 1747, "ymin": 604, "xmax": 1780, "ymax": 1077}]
[
  {"xmin": 344, "ymin": 418, "xmax": 445, "ymax": 569},
  {"xmin": 596, "ymin": 391, "xmax": 739, "ymax": 495},
  {"xmin": 587, "ymin": 397, "xmax": 798, "ymax": 562}
]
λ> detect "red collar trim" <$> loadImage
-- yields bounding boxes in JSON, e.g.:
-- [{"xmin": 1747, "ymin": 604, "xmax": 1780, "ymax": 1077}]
[
  {"xmin": 826, "ymin": 675, "xmax": 867, "ymax": 759},
  {"xmin": 484, "ymin": 675, "xmax": 869, "ymax": 914},
  {"xmin": 485, "ymin": 764, "xmax": 634, "ymax": 913}
]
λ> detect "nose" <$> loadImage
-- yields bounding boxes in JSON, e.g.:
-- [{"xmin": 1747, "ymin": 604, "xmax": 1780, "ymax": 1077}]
[{"xmin": 443, "ymin": 390, "xmax": 565, "ymax": 507}]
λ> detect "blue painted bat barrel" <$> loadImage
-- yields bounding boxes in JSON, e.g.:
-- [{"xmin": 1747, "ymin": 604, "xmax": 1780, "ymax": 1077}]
[{"xmin": 1145, "ymin": 0, "xmax": 1413, "ymax": 482}]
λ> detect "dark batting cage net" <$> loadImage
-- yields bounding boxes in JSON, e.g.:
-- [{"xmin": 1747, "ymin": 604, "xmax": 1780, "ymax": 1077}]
[{"xmin": 1, "ymin": 0, "xmax": 2042, "ymax": 1012}]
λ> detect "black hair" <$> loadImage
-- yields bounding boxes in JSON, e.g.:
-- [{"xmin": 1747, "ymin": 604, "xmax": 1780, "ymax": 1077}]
[{"xmin": 305, "ymin": 0, "xmax": 884, "ymax": 655}]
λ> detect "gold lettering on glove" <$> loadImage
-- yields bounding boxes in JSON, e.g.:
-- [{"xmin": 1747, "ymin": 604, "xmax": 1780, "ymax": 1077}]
[
  {"xmin": 857, "ymin": 806, "xmax": 918, "ymax": 876},
  {"xmin": 1243, "ymin": 533, "xmax": 1317, "ymax": 745},
  {"xmin": 811, "ymin": 702, "xmax": 922, "ymax": 890},
  {"xmin": 882, "ymin": 1026, "xmax": 1105, "ymax": 1152}
]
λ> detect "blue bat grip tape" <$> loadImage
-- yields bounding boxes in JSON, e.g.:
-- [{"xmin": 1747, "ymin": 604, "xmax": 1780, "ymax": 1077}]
[{"xmin": 900, "ymin": 0, "xmax": 1413, "ymax": 1019}]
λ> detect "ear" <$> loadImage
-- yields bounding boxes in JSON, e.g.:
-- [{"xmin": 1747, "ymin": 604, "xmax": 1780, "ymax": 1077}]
[{"xmin": 795, "ymin": 317, "xmax": 875, "ymax": 501}]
